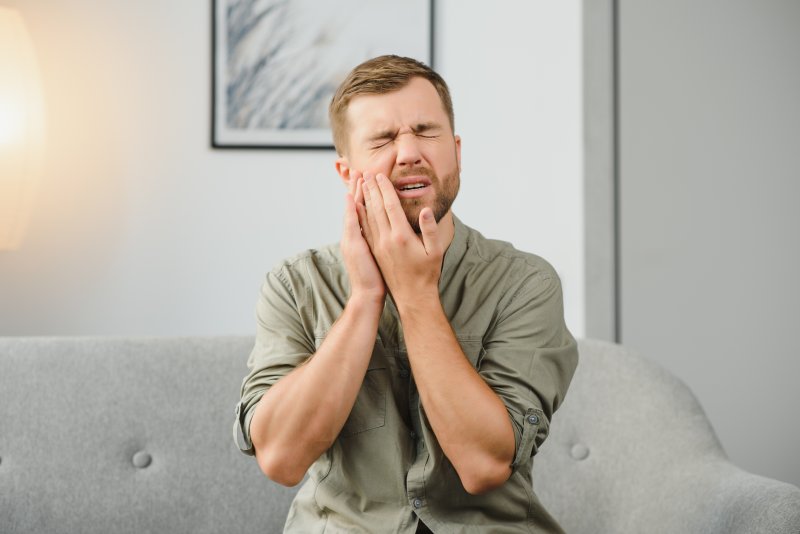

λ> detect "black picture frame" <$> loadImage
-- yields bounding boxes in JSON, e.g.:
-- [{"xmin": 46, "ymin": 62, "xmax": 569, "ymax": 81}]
[{"xmin": 211, "ymin": 0, "xmax": 435, "ymax": 150}]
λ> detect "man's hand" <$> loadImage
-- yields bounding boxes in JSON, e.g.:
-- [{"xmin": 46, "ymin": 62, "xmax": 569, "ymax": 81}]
[
  {"xmin": 360, "ymin": 173, "xmax": 515, "ymax": 494},
  {"xmin": 361, "ymin": 172, "xmax": 444, "ymax": 307},
  {"xmin": 341, "ymin": 170, "xmax": 386, "ymax": 304}
]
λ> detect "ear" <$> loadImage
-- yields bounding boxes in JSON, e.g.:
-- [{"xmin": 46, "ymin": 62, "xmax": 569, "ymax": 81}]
[
  {"xmin": 454, "ymin": 134, "xmax": 462, "ymax": 172},
  {"xmin": 335, "ymin": 157, "xmax": 351, "ymax": 188}
]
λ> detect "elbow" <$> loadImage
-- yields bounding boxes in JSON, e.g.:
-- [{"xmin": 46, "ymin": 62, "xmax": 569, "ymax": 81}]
[
  {"xmin": 255, "ymin": 449, "xmax": 306, "ymax": 487},
  {"xmin": 459, "ymin": 459, "xmax": 513, "ymax": 496}
]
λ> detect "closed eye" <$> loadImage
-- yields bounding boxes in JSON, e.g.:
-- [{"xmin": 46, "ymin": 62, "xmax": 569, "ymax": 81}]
[
  {"xmin": 370, "ymin": 139, "xmax": 392, "ymax": 150},
  {"xmin": 368, "ymin": 130, "xmax": 397, "ymax": 150}
]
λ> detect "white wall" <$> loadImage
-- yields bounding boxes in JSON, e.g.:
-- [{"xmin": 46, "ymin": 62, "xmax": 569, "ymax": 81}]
[
  {"xmin": 618, "ymin": 0, "xmax": 800, "ymax": 486},
  {"xmin": 436, "ymin": 1, "xmax": 584, "ymax": 337},
  {"xmin": 0, "ymin": 0, "xmax": 584, "ymax": 339}
]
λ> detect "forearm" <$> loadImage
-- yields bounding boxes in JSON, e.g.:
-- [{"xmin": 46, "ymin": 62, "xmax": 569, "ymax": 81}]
[
  {"xmin": 250, "ymin": 294, "xmax": 383, "ymax": 485},
  {"xmin": 399, "ymin": 294, "xmax": 515, "ymax": 495}
]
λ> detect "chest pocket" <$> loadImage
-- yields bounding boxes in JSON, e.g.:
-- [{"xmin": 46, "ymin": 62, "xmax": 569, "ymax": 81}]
[
  {"xmin": 314, "ymin": 337, "xmax": 388, "ymax": 437},
  {"xmin": 340, "ymin": 366, "xmax": 388, "ymax": 437}
]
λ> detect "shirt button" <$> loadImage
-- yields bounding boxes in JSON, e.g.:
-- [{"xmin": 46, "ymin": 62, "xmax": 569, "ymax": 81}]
[
  {"xmin": 409, "ymin": 430, "xmax": 417, "ymax": 439},
  {"xmin": 399, "ymin": 369, "xmax": 410, "ymax": 379},
  {"xmin": 412, "ymin": 498, "xmax": 423, "ymax": 509},
  {"xmin": 527, "ymin": 414, "xmax": 540, "ymax": 425}
]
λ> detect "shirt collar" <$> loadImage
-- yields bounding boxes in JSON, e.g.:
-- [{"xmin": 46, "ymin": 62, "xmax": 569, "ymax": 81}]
[{"xmin": 439, "ymin": 213, "xmax": 468, "ymax": 290}]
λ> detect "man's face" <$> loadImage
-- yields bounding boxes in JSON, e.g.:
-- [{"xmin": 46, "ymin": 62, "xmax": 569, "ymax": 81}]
[{"xmin": 338, "ymin": 77, "xmax": 462, "ymax": 233}]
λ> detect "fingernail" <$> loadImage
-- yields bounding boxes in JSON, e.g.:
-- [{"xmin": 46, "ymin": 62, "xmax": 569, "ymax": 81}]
[{"xmin": 423, "ymin": 210, "xmax": 433, "ymax": 220}]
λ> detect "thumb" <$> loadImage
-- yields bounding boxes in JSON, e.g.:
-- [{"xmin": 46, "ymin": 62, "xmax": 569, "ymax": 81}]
[{"xmin": 418, "ymin": 208, "xmax": 439, "ymax": 254}]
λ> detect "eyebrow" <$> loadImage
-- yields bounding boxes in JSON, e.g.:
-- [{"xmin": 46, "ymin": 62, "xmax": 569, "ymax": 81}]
[{"xmin": 411, "ymin": 122, "xmax": 442, "ymax": 134}]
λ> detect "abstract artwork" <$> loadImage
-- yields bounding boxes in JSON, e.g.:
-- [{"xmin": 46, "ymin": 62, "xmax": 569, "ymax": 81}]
[{"xmin": 212, "ymin": 0, "xmax": 434, "ymax": 149}]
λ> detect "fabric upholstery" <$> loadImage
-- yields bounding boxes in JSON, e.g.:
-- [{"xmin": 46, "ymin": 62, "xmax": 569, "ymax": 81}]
[
  {"xmin": 536, "ymin": 339, "xmax": 800, "ymax": 533},
  {"xmin": 0, "ymin": 337, "xmax": 298, "ymax": 534},
  {"xmin": 0, "ymin": 336, "xmax": 798, "ymax": 533}
]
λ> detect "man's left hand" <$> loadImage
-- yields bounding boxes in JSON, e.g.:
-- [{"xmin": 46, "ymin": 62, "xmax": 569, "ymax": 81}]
[{"xmin": 360, "ymin": 172, "xmax": 444, "ymax": 307}]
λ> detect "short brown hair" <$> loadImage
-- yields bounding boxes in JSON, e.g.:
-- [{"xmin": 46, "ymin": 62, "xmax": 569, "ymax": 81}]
[{"xmin": 328, "ymin": 55, "xmax": 455, "ymax": 156}]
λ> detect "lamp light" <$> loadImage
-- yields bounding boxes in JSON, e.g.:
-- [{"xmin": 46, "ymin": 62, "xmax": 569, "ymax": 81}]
[{"xmin": 0, "ymin": 7, "xmax": 45, "ymax": 251}]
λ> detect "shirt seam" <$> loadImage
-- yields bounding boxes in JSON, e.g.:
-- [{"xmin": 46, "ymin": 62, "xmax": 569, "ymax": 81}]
[
  {"xmin": 508, "ymin": 273, "xmax": 554, "ymax": 306},
  {"xmin": 281, "ymin": 245, "xmax": 343, "ymax": 272},
  {"xmin": 466, "ymin": 229, "xmax": 552, "ymax": 271},
  {"xmin": 273, "ymin": 267, "xmax": 296, "ymax": 300},
  {"xmin": 464, "ymin": 230, "xmax": 558, "ymax": 307}
]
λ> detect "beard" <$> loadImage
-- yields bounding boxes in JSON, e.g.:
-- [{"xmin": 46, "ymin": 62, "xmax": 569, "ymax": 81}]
[{"xmin": 392, "ymin": 165, "xmax": 461, "ymax": 234}]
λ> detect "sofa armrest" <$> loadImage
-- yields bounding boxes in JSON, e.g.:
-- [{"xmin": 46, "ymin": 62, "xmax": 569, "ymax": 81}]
[{"xmin": 702, "ymin": 466, "xmax": 800, "ymax": 534}]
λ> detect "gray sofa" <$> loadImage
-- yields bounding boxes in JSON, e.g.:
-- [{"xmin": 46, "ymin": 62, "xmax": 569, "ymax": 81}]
[{"xmin": 1, "ymin": 337, "xmax": 798, "ymax": 533}]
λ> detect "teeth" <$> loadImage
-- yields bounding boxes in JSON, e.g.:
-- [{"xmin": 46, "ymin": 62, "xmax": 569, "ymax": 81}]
[{"xmin": 400, "ymin": 183, "xmax": 426, "ymax": 191}]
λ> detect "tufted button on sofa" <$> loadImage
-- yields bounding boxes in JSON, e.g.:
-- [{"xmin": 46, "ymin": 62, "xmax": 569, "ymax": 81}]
[{"xmin": 1, "ymin": 337, "xmax": 798, "ymax": 533}]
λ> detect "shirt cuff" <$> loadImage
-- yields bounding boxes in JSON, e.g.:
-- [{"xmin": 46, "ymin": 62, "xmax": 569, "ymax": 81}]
[
  {"xmin": 233, "ymin": 399, "xmax": 258, "ymax": 456},
  {"xmin": 510, "ymin": 406, "xmax": 549, "ymax": 470}
]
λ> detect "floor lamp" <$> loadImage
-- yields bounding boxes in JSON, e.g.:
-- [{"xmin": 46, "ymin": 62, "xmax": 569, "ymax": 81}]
[{"xmin": 0, "ymin": 7, "xmax": 45, "ymax": 251}]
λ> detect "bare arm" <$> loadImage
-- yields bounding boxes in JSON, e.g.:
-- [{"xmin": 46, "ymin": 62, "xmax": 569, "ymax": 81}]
[
  {"xmin": 250, "ymin": 294, "xmax": 382, "ymax": 486},
  {"xmin": 250, "ymin": 176, "xmax": 386, "ymax": 485},
  {"xmin": 399, "ymin": 295, "xmax": 515, "ymax": 495},
  {"xmin": 362, "ymin": 172, "xmax": 515, "ymax": 494}
]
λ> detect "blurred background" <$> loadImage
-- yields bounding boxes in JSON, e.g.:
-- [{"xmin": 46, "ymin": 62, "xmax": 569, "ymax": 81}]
[{"xmin": 0, "ymin": 0, "xmax": 797, "ymax": 487}]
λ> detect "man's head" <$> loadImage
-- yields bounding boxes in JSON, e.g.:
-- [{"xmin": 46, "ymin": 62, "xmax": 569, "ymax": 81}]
[
  {"xmin": 330, "ymin": 55, "xmax": 461, "ymax": 233},
  {"xmin": 329, "ymin": 55, "xmax": 455, "ymax": 156}
]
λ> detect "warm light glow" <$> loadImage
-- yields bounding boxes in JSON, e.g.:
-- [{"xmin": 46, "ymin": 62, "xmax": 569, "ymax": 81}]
[
  {"xmin": 0, "ymin": 97, "xmax": 27, "ymax": 146},
  {"xmin": 0, "ymin": 7, "xmax": 45, "ymax": 250}
]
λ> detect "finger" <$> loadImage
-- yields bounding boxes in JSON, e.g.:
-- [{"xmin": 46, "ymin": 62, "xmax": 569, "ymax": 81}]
[
  {"xmin": 375, "ymin": 173, "xmax": 408, "ymax": 230},
  {"xmin": 348, "ymin": 169, "xmax": 362, "ymax": 197},
  {"xmin": 356, "ymin": 202, "xmax": 375, "ymax": 250},
  {"xmin": 343, "ymin": 193, "xmax": 361, "ymax": 241},
  {"xmin": 355, "ymin": 180, "xmax": 372, "ymax": 239},
  {"xmin": 418, "ymin": 207, "xmax": 440, "ymax": 255},
  {"xmin": 354, "ymin": 177, "xmax": 365, "ymax": 208},
  {"xmin": 363, "ymin": 172, "xmax": 390, "ymax": 235}
]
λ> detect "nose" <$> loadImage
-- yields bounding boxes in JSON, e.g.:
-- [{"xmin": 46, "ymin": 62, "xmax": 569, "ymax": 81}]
[{"xmin": 395, "ymin": 131, "xmax": 423, "ymax": 168}]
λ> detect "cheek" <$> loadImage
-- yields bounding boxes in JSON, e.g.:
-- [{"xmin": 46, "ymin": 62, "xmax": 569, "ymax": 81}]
[
  {"xmin": 366, "ymin": 149, "xmax": 397, "ymax": 174},
  {"xmin": 429, "ymin": 143, "xmax": 459, "ymax": 173}
]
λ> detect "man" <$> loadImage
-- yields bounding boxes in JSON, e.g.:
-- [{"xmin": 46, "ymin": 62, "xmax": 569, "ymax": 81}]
[{"xmin": 234, "ymin": 55, "xmax": 578, "ymax": 533}]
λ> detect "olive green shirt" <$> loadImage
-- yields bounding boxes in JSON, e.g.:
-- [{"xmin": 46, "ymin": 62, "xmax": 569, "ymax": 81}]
[{"xmin": 234, "ymin": 215, "xmax": 578, "ymax": 533}]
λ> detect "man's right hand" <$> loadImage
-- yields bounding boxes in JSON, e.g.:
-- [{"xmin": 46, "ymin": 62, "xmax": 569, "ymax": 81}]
[
  {"xmin": 342, "ymin": 170, "xmax": 386, "ymax": 304},
  {"xmin": 250, "ymin": 172, "xmax": 386, "ymax": 486}
]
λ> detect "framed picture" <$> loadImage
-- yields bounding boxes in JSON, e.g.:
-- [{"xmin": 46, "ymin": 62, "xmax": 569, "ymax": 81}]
[{"xmin": 212, "ymin": 0, "xmax": 434, "ymax": 149}]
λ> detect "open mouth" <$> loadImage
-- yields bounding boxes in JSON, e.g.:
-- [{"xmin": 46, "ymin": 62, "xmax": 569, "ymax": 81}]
[
  {"xmin": 395, "ymin": 175, "xmax": 432, "ymax": 197},
  {"xmin": 395, "ymin": 179, "xmax": 431, "ymax": 199},
  {"xmin": 399, "ymin": 183, "xmax": 428, "ymax": 191}
]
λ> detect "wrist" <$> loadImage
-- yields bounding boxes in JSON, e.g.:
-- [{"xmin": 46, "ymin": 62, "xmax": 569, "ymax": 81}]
[
  {"xmin": 347, "ymin": 291, "xmax": 386, "ymax": 315},
  {"xmin": 395, "ymin": 289, "xmax": 442, "ymax": 321}
]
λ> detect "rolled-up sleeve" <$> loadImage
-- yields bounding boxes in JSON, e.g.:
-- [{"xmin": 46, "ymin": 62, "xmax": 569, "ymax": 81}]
[
  {"xmin": 233, "ymin": 268, "xmax": 315, "ymax": 456},
  {"xmin": 478, "ymin": 268, "xmax": 579, "ymax": 470}
]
